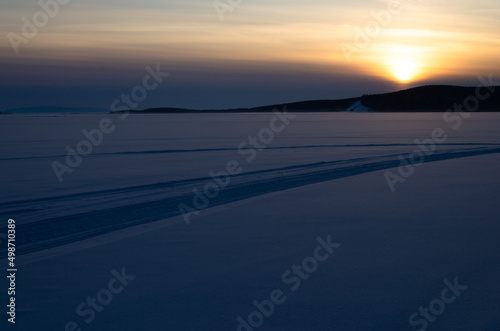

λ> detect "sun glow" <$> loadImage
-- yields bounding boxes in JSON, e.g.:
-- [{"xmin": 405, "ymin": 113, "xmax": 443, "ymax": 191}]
[
  {"xmin": 391, "ymin": 58, "xmax": 418, "ymax": 82},
  {"xmin": 381, "ymin": 45, "xmax": 427, "ymax": 83},
  {"xmin": 364, "ymin": 43, "xmax": 431, "ymax": 83}
]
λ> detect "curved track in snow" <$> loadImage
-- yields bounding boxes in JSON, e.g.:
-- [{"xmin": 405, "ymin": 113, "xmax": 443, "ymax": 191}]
[{"xmin": 2, "ymin": 146, "xmax": 500, "ymax": 256}]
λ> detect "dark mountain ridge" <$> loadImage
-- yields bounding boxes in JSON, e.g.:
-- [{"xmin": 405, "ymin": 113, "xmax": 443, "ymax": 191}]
[
  {"xmin": 114, "ymin": 85, "xmax": 500, "ymax": 114},
  {"xmin": 360, "ymin": 85, "xmax": 500, "ymax": 111}
]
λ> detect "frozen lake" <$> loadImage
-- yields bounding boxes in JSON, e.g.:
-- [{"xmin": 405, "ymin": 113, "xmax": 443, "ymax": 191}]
[{"xmin": 1, "ymin": 112, "xmax": 500, "ymax": 330}]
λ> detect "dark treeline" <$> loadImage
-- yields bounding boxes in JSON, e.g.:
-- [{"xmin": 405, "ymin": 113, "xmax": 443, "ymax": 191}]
[{"xmin": 114, "ymin": 85, "xmax": 500, "ymax": 113}]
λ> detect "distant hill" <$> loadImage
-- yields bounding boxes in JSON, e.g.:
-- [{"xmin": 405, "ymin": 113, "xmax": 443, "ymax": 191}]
[
  {"xmin": 131, "ymin": 97, "xmax": 360, "ymax": 114},
  {"xmin": 113, "ymin": 85, "xmax": 500, "ymax": 114},
  {"xmin": 5, "ymin": 106, "xmax": 109, "ymax": 114},
  {"xmin": 6, "ymin": 85, "xmax": 499, "ymax": 114},
  {"xmin": 360, "ymin": 85, "xmax": 500, "ymax": 112}
]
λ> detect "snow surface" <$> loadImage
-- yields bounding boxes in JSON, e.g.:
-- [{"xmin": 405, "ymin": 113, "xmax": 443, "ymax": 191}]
[{"xmin": 1, "ymin": 113, "xmax": 500, "ymax": 330}]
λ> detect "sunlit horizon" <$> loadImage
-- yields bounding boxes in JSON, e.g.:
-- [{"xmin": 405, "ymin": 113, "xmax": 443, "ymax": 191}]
[{"xmin": 1, "ymin": 0, "xmax": 499, "ymax": 110}]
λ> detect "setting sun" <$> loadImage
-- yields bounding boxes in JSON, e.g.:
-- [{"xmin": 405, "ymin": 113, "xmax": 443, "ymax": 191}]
[
  {"xmin": 383, "ymin": 45, "xmax": 424, "ymax": 83},
  {"xmin": 392, "ymin": 58, "xmax": 418, "ymax": 82},
  {"xmin": 366, "ymin": 43, "xmax": 431, "ymax": 84}
]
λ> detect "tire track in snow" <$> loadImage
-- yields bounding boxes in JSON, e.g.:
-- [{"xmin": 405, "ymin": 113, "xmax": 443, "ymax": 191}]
[
  {"xmin": 2, "ymin": 146, "xmax": 500, "ymax": 256},
  {"xmin": 1, "ymin": 143, "xmax": 498, "ymax": 161}
]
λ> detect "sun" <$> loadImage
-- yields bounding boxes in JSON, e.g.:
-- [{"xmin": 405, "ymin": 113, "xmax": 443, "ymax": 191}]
[
  {"xmin": 376, "ymin": 44, "xmax": 425, "ymax": 83},
  {"xmin": 391, "ymin": 58, "xmax": 417, "ymax": 83}
]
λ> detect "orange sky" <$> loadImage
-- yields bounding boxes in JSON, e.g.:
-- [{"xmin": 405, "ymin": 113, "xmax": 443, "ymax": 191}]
[{"xmin": 1, "ymin": 0, "xmax": 499, "ymax": 109}]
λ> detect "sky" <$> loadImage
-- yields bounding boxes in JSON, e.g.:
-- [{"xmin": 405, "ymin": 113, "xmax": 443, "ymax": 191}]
[{"xmin": 1, "ymin": 0, "xmax": 499, "ymax": 111}]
